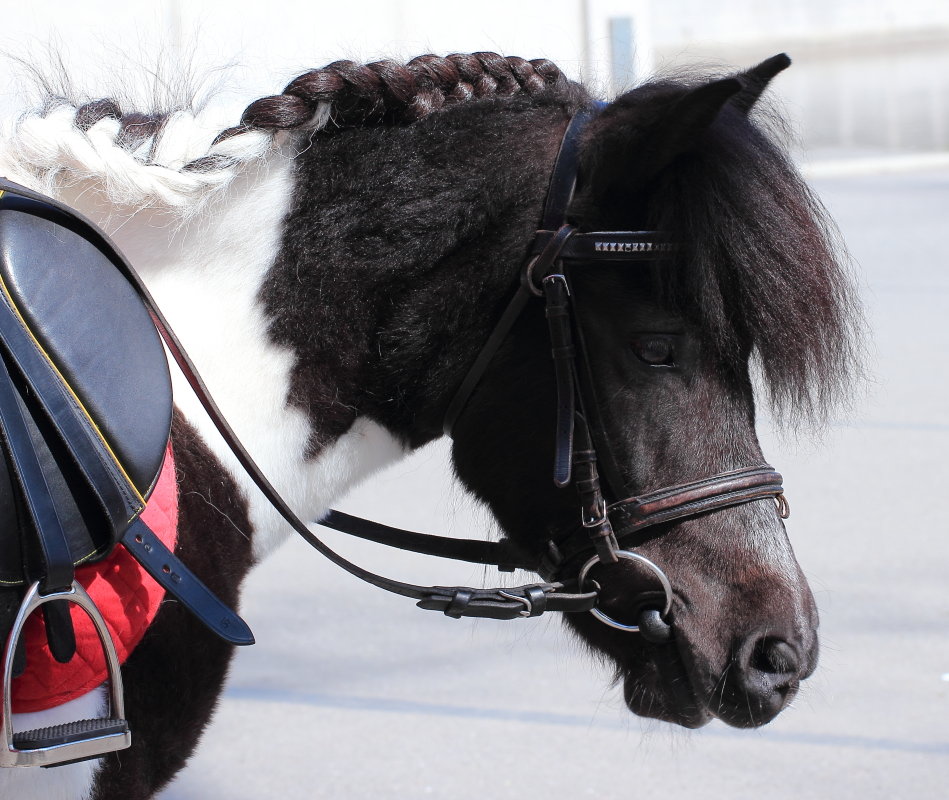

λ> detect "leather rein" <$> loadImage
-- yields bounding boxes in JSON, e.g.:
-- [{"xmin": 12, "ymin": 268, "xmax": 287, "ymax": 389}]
[{"xmin": 125, "ymin": 107, "xmax": 787, "ymax": 628}]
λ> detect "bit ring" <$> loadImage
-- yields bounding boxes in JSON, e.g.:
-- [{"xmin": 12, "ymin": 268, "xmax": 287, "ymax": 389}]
[{"xmin": 577, "ymin": 550, "xmax": 673, "ymax": 633}]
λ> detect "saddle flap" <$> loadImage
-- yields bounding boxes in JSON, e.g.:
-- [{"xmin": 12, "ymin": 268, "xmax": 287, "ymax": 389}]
[{"xmin": 0, "ymin": 183, "xmax": 173, "ymax": 584}]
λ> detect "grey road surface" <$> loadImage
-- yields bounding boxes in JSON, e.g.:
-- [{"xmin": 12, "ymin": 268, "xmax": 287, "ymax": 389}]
[{"xmin": 159, "ymin": 168, "xmax": 949, "ymax": 799}]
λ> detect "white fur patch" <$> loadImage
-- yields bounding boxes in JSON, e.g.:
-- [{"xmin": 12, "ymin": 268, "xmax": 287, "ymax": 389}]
[
  {"xmin": 0, "ymin": 101, "xmax": 333, "ymax": 217},
  {"xmin": 0, "ymin": 687, "xmax": 106, "ymax": 800}
]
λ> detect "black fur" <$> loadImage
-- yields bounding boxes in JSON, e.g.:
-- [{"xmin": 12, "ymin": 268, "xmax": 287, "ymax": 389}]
[
  {"xmin": 263, "ymin": 90, "xmax": 587, "ymax": 449},
  {"xmin": 572, "ymin": 74, "xmax": 862, "ymax": 423}
]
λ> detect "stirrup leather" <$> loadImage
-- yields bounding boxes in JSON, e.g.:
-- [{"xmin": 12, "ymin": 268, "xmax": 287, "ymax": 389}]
[{"xmin": 1, "ymin": 581, "xmax": 131, "ymax": 768}]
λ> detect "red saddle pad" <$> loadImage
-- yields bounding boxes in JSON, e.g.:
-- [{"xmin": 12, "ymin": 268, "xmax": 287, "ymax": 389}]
[{"xmin": 10, "ymin": 444, "xmax": 178, "ymax": 713}]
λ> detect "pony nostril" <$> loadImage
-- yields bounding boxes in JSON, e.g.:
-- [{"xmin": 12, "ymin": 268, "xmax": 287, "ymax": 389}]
[
  {"xmin": 715, "ymin": 635, "xmax": 805, "ymax": 728},
  {"xmin": 751, "ymin": 637, "xmax": 799, "ymax": 677}
]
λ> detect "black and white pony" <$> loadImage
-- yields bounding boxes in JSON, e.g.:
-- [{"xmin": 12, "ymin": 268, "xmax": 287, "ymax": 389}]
[{"xmin": 0, "ymin": 52, "xmax": 859, "ymax": 800}]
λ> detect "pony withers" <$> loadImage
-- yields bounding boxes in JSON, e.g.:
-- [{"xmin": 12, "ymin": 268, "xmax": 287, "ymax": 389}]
[{"xmin": 0, "ymin": 182, "xmax": 253, "ymax": 767}]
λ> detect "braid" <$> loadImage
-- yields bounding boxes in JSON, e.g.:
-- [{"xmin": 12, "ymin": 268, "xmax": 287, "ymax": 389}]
[
  {"xmin": 73, "ymin": 99, "xmax": 169, "ymax": 153},
  {"xmin": 236, "ymin": 52, "xmax": 568, "ymax": 134}
]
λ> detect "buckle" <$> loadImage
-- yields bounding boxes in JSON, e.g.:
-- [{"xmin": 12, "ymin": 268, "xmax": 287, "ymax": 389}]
[
  {"xmin": 1, "ymin": 581, "xmax": 131, "ymax": 768},
  {"xmin": 417, "ymin": 585, "xmax": 551, "ymax": 620},
  {"xmin": 581, "ymin": 496, "xmax": 608, "ymax": 529}
]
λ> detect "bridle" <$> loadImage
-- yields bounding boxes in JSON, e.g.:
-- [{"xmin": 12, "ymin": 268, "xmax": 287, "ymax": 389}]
[
  {"xmin": 86, "ymin": 105, "xmax": 789, "ymax": 634},
  {"xmin": 430, "ymin": 107, "xmax": 789, "ymax": 636}
]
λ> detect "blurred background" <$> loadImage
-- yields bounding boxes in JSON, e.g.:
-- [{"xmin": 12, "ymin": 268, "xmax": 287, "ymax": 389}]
[{"xmin": 2, "ymin": 2, "xmax": 947, "ymax": 798}]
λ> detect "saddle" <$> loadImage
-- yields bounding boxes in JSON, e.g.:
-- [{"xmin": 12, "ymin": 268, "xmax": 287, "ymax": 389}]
[{"xmin": 0, "ymin": 178, "xmax": 252, "ymax": 769}]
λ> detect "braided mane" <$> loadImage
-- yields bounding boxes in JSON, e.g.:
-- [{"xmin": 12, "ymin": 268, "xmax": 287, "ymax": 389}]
[
  {"xmin": 0, "ymin": 53, "xmax": 571, "ymax": 213},
  {"xmin": 230, "ymin": 52, "xmax": 567, "ymax": 136}
]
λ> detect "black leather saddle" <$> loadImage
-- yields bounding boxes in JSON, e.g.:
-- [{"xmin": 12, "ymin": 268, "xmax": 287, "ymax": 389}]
[
  {"xmin": 0, "ymin": 185, "xmax": 173, "ymax": 587},
  {"xmin": 0, "ymin": 178, "xmax": 252, "ymax": 768}
]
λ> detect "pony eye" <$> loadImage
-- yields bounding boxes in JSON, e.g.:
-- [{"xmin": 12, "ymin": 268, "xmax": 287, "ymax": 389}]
[{"xmin": 631, "ymin": 335, "xmax": 677, "ymax": 367}]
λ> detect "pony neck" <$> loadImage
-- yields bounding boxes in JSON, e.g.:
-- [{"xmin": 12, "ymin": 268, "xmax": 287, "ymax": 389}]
[
  {"xmin": 133, "ymin": 149, "xmax": 408, "ymax": 560},
  {"xmin": 0, "ymin": 129, "xmax": 407, "ymax": 561}
]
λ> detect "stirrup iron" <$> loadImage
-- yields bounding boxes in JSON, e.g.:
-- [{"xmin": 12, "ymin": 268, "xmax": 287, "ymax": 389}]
[{"xmin": 1, "ymin": 581, "xmax": 131, "ymax": 768}]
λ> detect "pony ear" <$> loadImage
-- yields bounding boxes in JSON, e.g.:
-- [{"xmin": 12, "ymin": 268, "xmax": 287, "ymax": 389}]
[
  {"xmin": 578, "ymin": 77, "xmax": 741, "ymax": 221},
  {"xmin": 658, "ymin": 77, "xmax": 744, "ymax": 156},
  {"xmin": 732, "ymin": 53, "xmax": 791, "ymax": 114},
  {"xmin": 617, "ymin": 77, "xmax": 742, "ymax": 189}
]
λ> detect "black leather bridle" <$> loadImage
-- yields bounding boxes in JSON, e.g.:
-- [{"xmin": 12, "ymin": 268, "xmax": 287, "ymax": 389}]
[{"xmin": 319, "ymin": 107, "xmax": 789, "ymax": 632}]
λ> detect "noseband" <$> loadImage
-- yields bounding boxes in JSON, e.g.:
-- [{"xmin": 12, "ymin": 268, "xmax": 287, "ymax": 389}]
[{"xmin": 112, "ymin": 105, "xmax": 789, "ymax": 634}]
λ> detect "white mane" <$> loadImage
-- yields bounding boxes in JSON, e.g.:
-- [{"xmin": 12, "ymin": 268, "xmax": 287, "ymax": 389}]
[{"xmin": 0, "ymin": 98, "xmax": 331, "ymax": 217}]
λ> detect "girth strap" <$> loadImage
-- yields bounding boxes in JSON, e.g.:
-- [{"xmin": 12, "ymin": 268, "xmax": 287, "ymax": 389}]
[{"xmin": 120, "ymin": 519, "xmax": 255, "ymax": 646}]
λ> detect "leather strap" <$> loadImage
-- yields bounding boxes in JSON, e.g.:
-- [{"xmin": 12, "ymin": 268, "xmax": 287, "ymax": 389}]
[
  {"xmin": 0, "ymin": 351, "xmax": 78, "ymax": 663},
  {"xmin": 441, "ymin": 105, "xmax": 588, "ymax": 435},
  {"xmin": 0, "ymin": 261, "xmax": 144, "ymax": 534},
  {"xmin": 120, "ymin": 519, "xmax": 254, "ymax": 646},
  {"xmin": 0, "ymin": 587, "xmax": 26, "ymax": 676},
  {"xmin": 442, "ymin": 222, "xmax": 576, "ymax": 437},
  {"xmin": 608, "ymin": 465, "xmax": 785, "ymax": 538},
  {"xmin": 541, "ymin": 111, "xmax": 591, "ymax": 230},
  {"xmin": 442, "ymin": 284, "xmax": 532, "ymax": 436},
  {"xmin": 318, "ymin": 510, "xmax": 530, "ymax": 572},
  {"xmin": 566, "ymin": 283, "xmax": 630, "ymax": 502},
  {"xmin": 0, "ymin": 352, "xmax": 73, "ymax": 595},
  {"xmin": 538, "ymin": 465, "xmax": 787, "ymax": 579},
  {"xmin": 417, "ymin": 582, "xmax": 596, "ymax": 620},
  {"xmin": 542, "ymin": 274, "xmax": 575, "ymax": 486}
]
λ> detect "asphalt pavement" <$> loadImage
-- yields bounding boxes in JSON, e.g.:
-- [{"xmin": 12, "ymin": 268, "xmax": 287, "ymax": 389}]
[{"xmin": 159, "ymin": 166, "xmax": 949, "ymax": 800}]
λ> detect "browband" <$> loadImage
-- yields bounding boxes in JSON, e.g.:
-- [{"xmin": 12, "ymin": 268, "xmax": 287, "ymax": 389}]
[{"xmin": 530, "ymin": 230, "xmax": 675, "ymax": 261}]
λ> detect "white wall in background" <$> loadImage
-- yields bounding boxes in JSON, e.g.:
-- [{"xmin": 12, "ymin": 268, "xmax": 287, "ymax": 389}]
[{"xmin": 650, "ymin": 0, "xmax": 949, "ymax": 48}]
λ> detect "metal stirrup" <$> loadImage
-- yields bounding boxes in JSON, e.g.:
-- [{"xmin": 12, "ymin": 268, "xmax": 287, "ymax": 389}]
[{"xmin": 1, "ymin": 581, "xmax": 131, "ymax": 768}]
